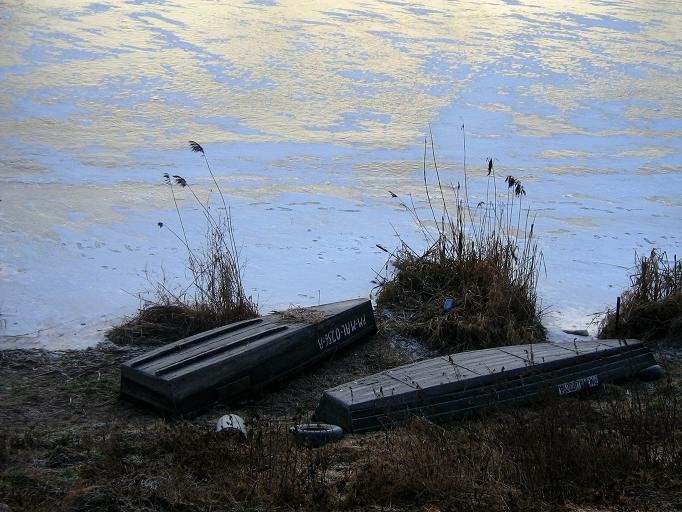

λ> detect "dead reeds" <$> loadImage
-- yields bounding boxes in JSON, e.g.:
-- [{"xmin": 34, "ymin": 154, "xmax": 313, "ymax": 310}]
[
  {"xmin": 599, "ymin": 249, "xmax": 682, "ymax": 342},
  {"xmin": 107, "ymin": 141, "xmax": 258, "ymax": 345},
  {"xmin": 376, "ymin": 128, "xmax": 545, "ymax": 350}
]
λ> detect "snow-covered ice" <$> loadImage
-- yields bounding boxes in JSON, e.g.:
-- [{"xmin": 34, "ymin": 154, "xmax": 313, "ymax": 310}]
[{"xmin": 0, "ymin": 1, "xmax": 680, "ymax": 349}]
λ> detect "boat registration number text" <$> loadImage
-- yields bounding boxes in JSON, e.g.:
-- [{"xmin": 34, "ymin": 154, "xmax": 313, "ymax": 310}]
[
  {"xmin": 557, "ymin": 375, "xmax": 599, "ymax": 395},
  {"xmin": 317, "ymin": 314, "xmax": 367, "ymax": 350}
]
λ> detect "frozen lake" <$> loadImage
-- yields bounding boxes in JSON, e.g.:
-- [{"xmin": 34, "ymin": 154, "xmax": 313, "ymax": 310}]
[{"xmin": 1, "ymin": 0, "xmax": 680, "ymax": 349}]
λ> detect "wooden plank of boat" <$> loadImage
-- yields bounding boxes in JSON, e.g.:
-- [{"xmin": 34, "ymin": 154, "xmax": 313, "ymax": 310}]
[
  {"xmin": 120, "ymin": 298, "xmax": 376, "ymax": 416},
  {"xmin": 314, "ymin": 339, "xmax": 656, "ymax": 433}
]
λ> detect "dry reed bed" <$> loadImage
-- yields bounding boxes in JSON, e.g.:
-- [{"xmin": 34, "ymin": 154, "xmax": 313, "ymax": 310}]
[
  {"xmin": 600, "ymin": 249, "xmax": 682, "ymax": 343},
  {"xmin": 107, "ymin": 141, "xmax": 258, "ymax": 345},
  {"xmin": 377, "ymin": 131, "xmax": 545, "ymax": 351}
]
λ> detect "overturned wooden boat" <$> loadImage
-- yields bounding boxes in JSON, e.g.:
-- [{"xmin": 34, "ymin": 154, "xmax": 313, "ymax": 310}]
[
  {"xmin": 120, "ymin": 298, "xmax": 376, "ymax": 416},
  {"xmin": 314, "ymin": 339, "xmax": 658, "ymax": 433}
]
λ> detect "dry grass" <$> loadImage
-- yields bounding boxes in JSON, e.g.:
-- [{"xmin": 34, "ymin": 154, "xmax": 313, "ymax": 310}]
[
  {"xmin": 106, "ymin": 300, "xmax": 257, "ymax": 346},
  {"xmin": 347, "ymin": 379, "xmax": 681, "ymax": 511},
  {"xmin": 377, "ymin": 131, "xmax": 545, "ymax": 351},
  {"xmin": 277, "ymin": 306, "xmax": 327, "ymax": 324},
  {"xmin": 107, "ymin": 141, "xmax": 258, "ymax": 345},
  {"xmin": 1, "ymin": 342, "xmax": 680, "ymax": 512},
  {"xmin": 599, "ymin": 249, "xmax": 682, "ymax": 342},
  {"xmin": 1, "ymin": 421, "xmax": 339, "ymax": 512}
]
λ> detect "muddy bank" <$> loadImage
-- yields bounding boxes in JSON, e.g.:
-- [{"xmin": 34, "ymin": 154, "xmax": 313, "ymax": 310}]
[
  {"xmin": 1, "ymin": 338, "xmax": 681, "ymax": 511},
  {"xmin": 0, "ymin": 334, "xmax": 411, "ymax": 430}
]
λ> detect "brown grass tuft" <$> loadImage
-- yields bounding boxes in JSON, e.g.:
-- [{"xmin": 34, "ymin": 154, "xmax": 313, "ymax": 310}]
[
  {"xmin": 107, "ymin": 142, "xmax": 258, "ymax": 345},
  {"xmin": 377, "ymin": 130, "xmax": 545, "ymax": 351},
  {"xmin": 599, "ymin": 249, "xmax": 682, "ymax": 342},
  {"xmin": 106, "ymin": 300, "xmax": 256, "ymax": 345}
]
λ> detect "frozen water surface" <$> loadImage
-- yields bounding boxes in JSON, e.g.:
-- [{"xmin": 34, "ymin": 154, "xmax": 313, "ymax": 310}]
[{"xmin": 0, "ymin": 0, "xmax": 680, "ymax": 349}]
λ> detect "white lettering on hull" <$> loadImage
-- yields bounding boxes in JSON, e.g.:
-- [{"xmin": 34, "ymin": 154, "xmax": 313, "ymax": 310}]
[
  {"xmin": 317, "ymin": 314, "xmax": 367, "ymax": 350},
  {"xmin": 557, "ymin": 374, "xmax": 599, "ymax": 395}
]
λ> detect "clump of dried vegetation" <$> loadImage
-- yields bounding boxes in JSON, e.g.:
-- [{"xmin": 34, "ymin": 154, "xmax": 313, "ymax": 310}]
[
  {"xmin": 107, "ymin": 141, "xmax": 258, "ymax": 345},
  {"xmin": 277, "ymin": 306, "xmax": 327, "ymax": 324},
  {"xmin": 347, "ymin": 382, "xmax": 681, "ymax": 511},
  {"xmin": 599, "ymin": 249, "xmax": 682, "ymax": 342},
  {"xmin": 1, "ymin": 344, "xmax": 680, "ymax": 511},
  {"xmin": 377, "ymin": 129, "xmax": 545, "ymax": 351}
]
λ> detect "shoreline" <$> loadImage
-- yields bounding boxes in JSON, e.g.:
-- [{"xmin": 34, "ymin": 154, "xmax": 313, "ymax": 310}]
[
  {"xmin": 0, "ymin": 303, "xmax": 607, "ymax": 352},
  {"xmin": 3, "ymin": 172, "xmax": 681, "ymax": 351}
]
